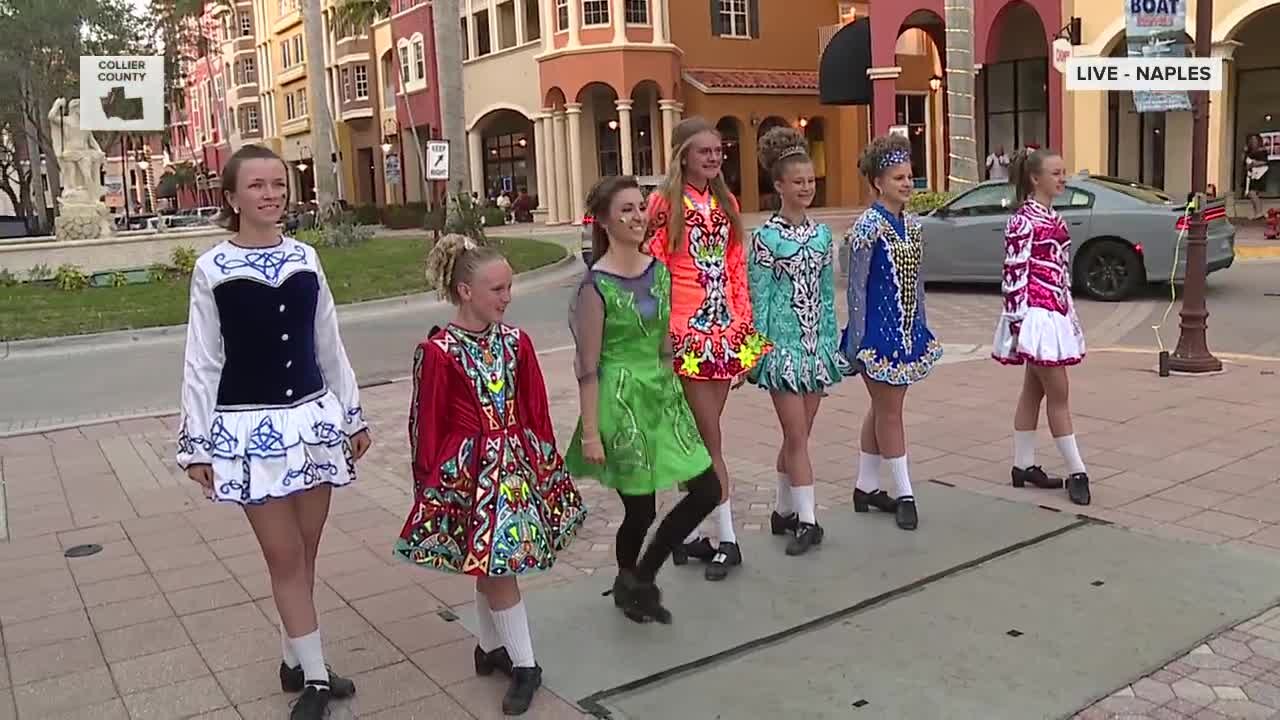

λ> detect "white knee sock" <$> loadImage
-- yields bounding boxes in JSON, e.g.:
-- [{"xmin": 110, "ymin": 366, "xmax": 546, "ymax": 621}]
[
  {"xmin": 885, "ymin": 456, "xmax": 913, "ymax": 499},
  {"xmin": 791, "ymin": 485, "xmax": 816, "ymax": 524},
  {"xmin": 715, "ymin": 501, "xmax": 737, "ymax": 544},
  {"xmin": 281, "ymin": 622, "xmax": 299, "ymax": 668},
  {"xmin": 1054, "ymin": 434, "xmax": 1087, "ymax": 475},
  {"xmin": 855, "ymin": 452, "xmax": 882, "ymax": 493},
  {"xmin": 1014, "ymin": 430, "xmax": 1037, "ymax": 469},
  {"xmin": 775, "ymin": 472, "xmax": 793, "ymax": 515},
  {"xmin": 289, "ymin": 630, "xmax": 328, "ymax": 688},
  {"xmin": 491, "ymin": 602, "xmax": 535, "ymax": 668},
  {"xmin": 474, "ymin": 588, "xmax": 502, "ymax": 652}
]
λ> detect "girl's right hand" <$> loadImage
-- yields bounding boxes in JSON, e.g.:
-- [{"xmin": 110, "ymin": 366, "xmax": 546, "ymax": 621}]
[
  {"xmin": 583, "ymin": 434, "xmax": 606, "ymax": 465},
  {"xmin": 186, "ymin": 464, "xmax": 214, "ymax": 492}
]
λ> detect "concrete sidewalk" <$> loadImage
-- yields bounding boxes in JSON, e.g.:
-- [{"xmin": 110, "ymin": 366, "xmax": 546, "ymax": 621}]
[{"xmin": 2, "ymin": 349, "xmax": 1280, "ymax": 718}]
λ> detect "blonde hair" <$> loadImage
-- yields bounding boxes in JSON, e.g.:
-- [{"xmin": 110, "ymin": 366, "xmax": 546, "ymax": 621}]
[
  {"xmin": 1010, "ymin": 147, "xmax": 1060, "ymax": 205},
  {"xmin": 757, "ymin": 125, "xmax": 810, "ymax": 182},
  {"xmin": 657, "ymin": 117, "xmax": 743, "ymax": 253},
  {"xmin": 425, "ymin": 234, "xmax": 504, "ymax": 305}
]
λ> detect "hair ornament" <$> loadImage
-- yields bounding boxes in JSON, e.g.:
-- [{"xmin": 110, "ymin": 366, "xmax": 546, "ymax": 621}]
[
  {"xmin": 780, "ymin": 145, "xmax": 807, "ymax": 160},
  {"xmin": 879, "ymin": 147, "xmax": 912, "ymax": 170}
]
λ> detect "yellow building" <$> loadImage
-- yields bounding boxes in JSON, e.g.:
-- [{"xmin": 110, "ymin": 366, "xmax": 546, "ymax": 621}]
[{"xmin": 1063, "ymin": 0, "xmax": 1279, "ymax": 209}]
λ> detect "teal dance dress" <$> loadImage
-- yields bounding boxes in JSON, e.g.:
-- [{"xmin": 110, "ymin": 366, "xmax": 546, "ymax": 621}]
[{"xmin": 747, "ymin": 214, "xmax": 850, "ymax": 393}]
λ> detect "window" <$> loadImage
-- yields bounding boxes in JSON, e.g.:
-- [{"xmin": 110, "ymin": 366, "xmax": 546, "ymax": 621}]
[
  {"xmin": 239, "ymin": 12, "xmax": 251, "ymax": 36},
  {"xmin": 460, "ymin": 18, "xmax": 469, "ymax": 61},
  {"xmin": 524, "ymin": 0, "xmax": 541, "ymax": 40},
  {"xmin": 341, "ymin": 67, "xmax": 351, "ymax": 101},
  {"xmin": 597, "ymin": 121, "xmax": 621, "ymax": 177},
  {"xmin": 382, "ymin": 52, "xmax": 397, "ymax": 103},
  {"xmin": 625, "ymin": 0, "xmax": 648, "ymax": 24},
  {"xmin": 247, "ymin": 106, "xmax": 260, "ymax": 132},
  {"xmin": 297, "ymin": 89, "xmax": 307, "ymax": 117},
  {"xmin": 556, "ymin": 0, "xmax": 568, "ymax": 31},
  {"xmin": 285, "ymin": 92, "xmax": 297, "ymax": 120},
  {"xmin": 983, "ymin": 59, "xmax": 1048, "ymax": 167},
  {"xmin": 293, "ymin": 36, "xmax": 305, "ymax": 64},
  {"xmin": 398, "ymin": 44, "xmax": 411, "ymax": 87},
  {"xmin": 895, "ymin": 94, "xmax": 929, "ymax": 186},
  {"xmin": 244, "ymin": 57, "xmax": 256, "ymax": 84},
  {"xmin": 477, "ymin": 10, "xmax": 492, "ymax": 54},
  {"xmin": 941, "ymin": 184, "xmax": 1014, "ymax": 216},
  {"xmin": 281, "ymin": 40, "xmax": 291, "ymax": 68},
  {"xmin": 412, "ymin": 37, "xmax": 425, "ymax": 81},
  {"xmin": 583, "ymin": 0, "xmax": 609, "ymax": 25},
  {"xmin": 483, "ymin": 132, "xmax": 531, "ymax": 196},
  {"xmin": 1055, "ymin": 188, "xmax": 1094, "ymax": 210},
  {"xmin": 717, "ymin": 0, "xmax": 750, "ymax": 38},
  {"xmin": 354, "ymin": 65, "xmax": 369, "ymax": 99}
]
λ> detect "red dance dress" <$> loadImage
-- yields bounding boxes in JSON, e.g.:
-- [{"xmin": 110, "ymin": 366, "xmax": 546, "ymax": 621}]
[
  {"xmin": 646, "ymin": 183, "xmax": 771, "ymax": 381},
  {"xmin": 395, "ymin": 323, "xmax": 586, "ymax": 577}
]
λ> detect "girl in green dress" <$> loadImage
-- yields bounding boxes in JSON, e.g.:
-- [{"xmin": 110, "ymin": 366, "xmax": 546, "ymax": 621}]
[{"xmin": 565, "ymin": 176, "xmax": 722, "ymax": 624}]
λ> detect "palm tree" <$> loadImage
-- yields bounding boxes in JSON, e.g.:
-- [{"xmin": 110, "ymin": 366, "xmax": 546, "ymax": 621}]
[
  {"xmin": 329, "ymin": 0, "xmax": 388, "ymax": 29},
  {"xmin": 430, "ymin": 0, "xmax": 470, "ymax": 197},
  {"xmin": 302, "ymin": 0, "xmax": 341, "ymax": 220},
  {"xmin": 944, "ymin": 0, "xmax": 979, "ymax": 189}
]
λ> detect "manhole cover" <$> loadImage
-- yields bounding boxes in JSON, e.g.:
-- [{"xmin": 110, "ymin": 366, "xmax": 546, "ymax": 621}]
[{"xmin": 64, "ymin": 544, "xmax": 103, "ymax": 558}]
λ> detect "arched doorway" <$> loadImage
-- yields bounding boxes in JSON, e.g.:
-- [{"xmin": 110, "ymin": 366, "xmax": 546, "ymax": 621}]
[
  {"xmin": 577, "ymin": 82, "xmax": 622, "ymax": 189},
  {"xmin": 629, "ymin": 80, "xmax": 663, "ymax": 178},
  {"xmin": 1227, "ymin": 4, "xmax": 1280, "ymax": 200},
  {"xmin": 980, "ymin": 1, "xmax": 1049, "ymax": 172},
  {"xmin": 756, "ymin": 115, "xmax": 789, "ymax": 208},
  {"xmin": 716, "ymin": 116, "xmax": 743, "ymax": 198},
  {"xmin": 474, "ymin": 109, "xmax": 535, "ymax": 199},
  {"xmin": 893, "ymin": 13, "xmax": 945, "ymax": 190},
  {"xmin": 1101, "ymin": 31, "xmax": 1193, "ymax": 192}
]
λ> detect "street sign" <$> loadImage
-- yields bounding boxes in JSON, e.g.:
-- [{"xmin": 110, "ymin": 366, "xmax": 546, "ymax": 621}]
[
  {"xmin": 426, "ymin": 140, "xmax": 450, "ymax": 181},
  {"xmin": 1052, "ymin": 38, "xmax": 1072, "ymax": 73},
  {"xmin": 501, "ymin": 175, "xmax": 513, "ymax": 193},
  {"xmin": 385, "ymin": 154, "xmax": 401, "ymax": 184},
  {"xmin": 78, "ymin": 56, "xmax": 166, "ymax": 131}
]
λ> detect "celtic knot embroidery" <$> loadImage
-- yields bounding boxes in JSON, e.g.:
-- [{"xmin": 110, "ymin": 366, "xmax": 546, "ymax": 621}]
[
  {"xmin": 213, "ymin": 245, "xmax": 307, "ymax": 283},
  {"xmin": 311, "ymin": 421, "xmax": 344, "ymax": 445},
  {"xmin": 208, "ymin": 416, "xmax": 238, "ymax": 456},
  {"xmin": 246, "ymin": 417, "xmax": 286, "ymax": 456}
]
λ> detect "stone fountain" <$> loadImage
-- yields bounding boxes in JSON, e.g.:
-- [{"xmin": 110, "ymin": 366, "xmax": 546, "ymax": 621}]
[{"xmin": 48, "ymin": 98, "xmax": 115, "ymax": 241}]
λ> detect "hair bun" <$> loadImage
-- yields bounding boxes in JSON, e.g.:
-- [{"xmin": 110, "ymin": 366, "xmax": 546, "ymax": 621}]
[{"xmin": 758, "ymin": 125, "xmax": 809, "ymax": 172}]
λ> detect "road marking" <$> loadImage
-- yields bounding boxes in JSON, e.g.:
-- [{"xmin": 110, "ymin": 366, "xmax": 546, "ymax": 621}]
[
  {"xmin": 0, "ymin": 456, "xmax": 7, "ymax": 541},
  {"xmin": 1235, "ymin": 246, "xmax": 1280, "ymax": 260}
]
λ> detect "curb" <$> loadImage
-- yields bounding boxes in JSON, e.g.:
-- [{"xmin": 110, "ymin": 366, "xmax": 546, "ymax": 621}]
[{"xmin": 0, "ymin": 245, "xmax": 581, "ymax": 359}]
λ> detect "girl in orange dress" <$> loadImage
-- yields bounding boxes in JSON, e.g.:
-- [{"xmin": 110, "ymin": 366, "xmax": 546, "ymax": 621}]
[{"xmin": 646, "ymin": 117, "xmax": 771, "ymax": 582}]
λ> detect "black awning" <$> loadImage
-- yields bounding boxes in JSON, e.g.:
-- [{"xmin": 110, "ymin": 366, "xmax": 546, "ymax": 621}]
[{"xmin": 819, "ymin": 17, "xmax": 872, "ymax": 106}]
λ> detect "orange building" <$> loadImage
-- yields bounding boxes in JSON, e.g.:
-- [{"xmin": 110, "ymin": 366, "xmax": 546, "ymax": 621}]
[{"xmin": 533, "ymin": 0, "xmax": 871, "ymax": 221}]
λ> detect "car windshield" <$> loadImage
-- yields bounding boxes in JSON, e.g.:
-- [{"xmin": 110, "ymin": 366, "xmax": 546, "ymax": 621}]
[{"xmin": 1086, "ymin": 176, "xmax": 1172, "ymax": 204}]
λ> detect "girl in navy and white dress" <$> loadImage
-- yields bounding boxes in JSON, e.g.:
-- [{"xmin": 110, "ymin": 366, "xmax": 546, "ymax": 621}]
[{"xmin": 177, "ymin": 144, "xmax": 371, "ymax": 720}]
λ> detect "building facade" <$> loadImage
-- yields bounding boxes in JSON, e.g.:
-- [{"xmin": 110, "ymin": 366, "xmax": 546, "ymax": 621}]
[
  {"xmin": 1064, "ymin": 0, "xmax": 1278, "ymax": 205},
  {"xmin": 388, "ymin": 0, "xmax": 445, "ymax": 205}
]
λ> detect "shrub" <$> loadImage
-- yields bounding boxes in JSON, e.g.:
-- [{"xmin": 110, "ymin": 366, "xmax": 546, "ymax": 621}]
[
  {"xmin": 171, "ymin": 245, "xmax": 198, "ymax": 275},
  {"xmin": 907, "ymin": 191, "xmax": 954, "ymax": 215},
  {"xmin": 351, "ymin": 205, "xmax": 382, "ymax": 225},
  {"xmin": 28, "ymin": 263, "xmax": 52, "ymax": 282},
  {"xmin": 381, "ymin": 203, "xmax": 429, "ymax": 230},
  {"xmin": 109, "ymin": 271, "xmax": 129, "ymax": 288},
  {"xmin": 54, "ymin": 264, "xmax": 89, "ymax": 291},
  {"xmin": 148, "ymin": 263, "xmax": 170, "ymax": 283},
  {"xmin": 446, "ymin": 191, "xmax": 486, "ymax": 245},
  {"xmin": 0, "ymin": 269, "xmax": 16, "ymax": 287},
  {"xmin": 481, "ymin": 207, "xmax": 507, "ymax": 227},
  {"xmin": 295, "ymin": 228, "xmax": 326, "ymax": 246},
  {"xmin": 300, "ymin": 216, "xmax": 375, "ymax": 248}
]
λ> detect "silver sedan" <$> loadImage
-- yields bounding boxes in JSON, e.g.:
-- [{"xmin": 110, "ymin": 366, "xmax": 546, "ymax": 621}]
[{"xmin": 917, "ymin": 174, "xmax": 1236, "ymax": 301}]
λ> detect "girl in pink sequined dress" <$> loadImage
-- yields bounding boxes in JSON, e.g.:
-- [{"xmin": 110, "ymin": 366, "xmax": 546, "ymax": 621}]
[{"xmin": 991, "ymin": 148, "xmax": 1091, "ymax": 506}]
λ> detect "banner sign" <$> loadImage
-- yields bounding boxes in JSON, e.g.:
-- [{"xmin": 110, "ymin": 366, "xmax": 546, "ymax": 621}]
[
  {"xmin": 1125, "ymin": 0, "xmax": 1192, "ymax": 112},
  {"xmin": 78, "ymin": 56, "xmax": 166, "ymax": 131}
]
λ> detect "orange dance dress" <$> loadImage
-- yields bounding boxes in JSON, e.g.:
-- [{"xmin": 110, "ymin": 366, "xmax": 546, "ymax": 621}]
[{"xmin": 646, "ymin": 184, "xmax": 771, "ymax": 381}]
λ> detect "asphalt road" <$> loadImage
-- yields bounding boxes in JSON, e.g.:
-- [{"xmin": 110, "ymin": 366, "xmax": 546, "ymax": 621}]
[{"xmin": 0, "ymin": 237, "xmax": 1272, "ymax": 435}]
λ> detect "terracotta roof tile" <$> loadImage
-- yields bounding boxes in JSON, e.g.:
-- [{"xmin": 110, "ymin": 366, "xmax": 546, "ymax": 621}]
[{"xmin": 683, "ymin": 68, "xmax": 819, "ymax": 92}]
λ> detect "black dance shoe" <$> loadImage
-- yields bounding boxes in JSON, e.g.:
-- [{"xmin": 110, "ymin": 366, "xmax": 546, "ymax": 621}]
[
  {"xmin": 895, "ymin": 496, "xmax": 919, "ymax": 531},
  {"xmin": 289, "ymin": 686, "xmax": 331, "ymax": 720},
  {"xmin": 1011, "ymin": 465, "xmax": 1064, "ymax": 489},
  {"xmin": 853, "ymin": 488, "xmax": 898, "ymax": 513},
  {"xmin": 671, "ymin": 536, "xmax": 716, "ymax": 566},
  {"xmin": 1067, "ymin": 473, "xmax": 1091, "ymax": 506},
  {"xmin": 503, "ymin": 665, "xmax": 543, "ymax": 716},
  {"xmin": 770, "ymin": 510, "xmax": 799, "ymax": 536},
  {"xmin": 474, "ymin": 645, "xmax": 514, "ymax": 677},
  {"xmin": 785, "ymin": 522, "xmax": 824, "ymax": 556},
  {"xmin": 280, "ymin": 664, "xmax": 355, "ymax": 698},
  {"xmin": 629, "ymin": 581, "xmax": 673, "ymax": 624},
  {"xmin": 704, "ymin": 541, "xmax": 742, "ymax": 581}
]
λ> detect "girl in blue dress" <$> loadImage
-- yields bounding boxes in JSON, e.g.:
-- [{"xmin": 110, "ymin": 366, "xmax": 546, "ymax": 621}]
[
  {"xmin": 841, "ymin": 134, "xmax": 943, "ymax": 531},
  {"xmin": 748, "ymin": 126, "xmax": 849, "ymax": 556}
]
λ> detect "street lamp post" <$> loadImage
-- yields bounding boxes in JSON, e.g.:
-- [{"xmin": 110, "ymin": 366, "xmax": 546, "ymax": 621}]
[{"xmin": 1168, "ymin": 0, "xmax": 1222, "ymax": 374}]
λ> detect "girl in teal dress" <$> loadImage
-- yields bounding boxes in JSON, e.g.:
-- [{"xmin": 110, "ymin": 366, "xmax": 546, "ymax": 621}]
[
  {"xmin": 748, "ymin": 127, "xmax": 851, "ymax": 556},
  {"xmin": 565, "ymin": 176, "xmax": 721, "ymax": 623}
]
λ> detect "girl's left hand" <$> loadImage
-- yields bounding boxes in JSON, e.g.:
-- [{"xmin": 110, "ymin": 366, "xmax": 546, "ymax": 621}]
[
  {"xmin": 731, "ymin": 373, "xmax": 747, "ymax": 390},
  {"xmin": 351, "ymin": 429, "xmax": 373, "ymax": 460}
]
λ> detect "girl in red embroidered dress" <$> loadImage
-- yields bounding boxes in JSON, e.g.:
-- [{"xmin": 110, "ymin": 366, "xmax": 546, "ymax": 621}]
[
  {"xmin": 395, "ymin": 235, "xmax": 586, "ymax": 716},
  {"xmin": 991, "ymin": 149, "xmax": 1091, "ymax": 507},
  {"xmin": 646, "ymin": 117, "xmax": 771, "ymax": 582}
]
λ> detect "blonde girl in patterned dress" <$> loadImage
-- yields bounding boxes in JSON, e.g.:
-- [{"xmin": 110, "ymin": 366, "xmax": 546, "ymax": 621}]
[
  {"xmin": 842, "ymin": 134, "xmax": 944, "ymax": 532},
  {"xmin": 748, "ymin": 126, "xmax": 850, "ymax": 556},
  {"xmin": 646, "ymin": 117, "xmax": 771, "ymax": 581},
  {"xmin": 395, "ymin": 235, "xmax": 587, "ymax": 716}
]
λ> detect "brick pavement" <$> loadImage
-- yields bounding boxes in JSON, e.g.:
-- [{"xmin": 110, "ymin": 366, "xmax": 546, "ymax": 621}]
[{"xmin": 2, "ymin": 349, "xmax": 1280, "ymax": 718}]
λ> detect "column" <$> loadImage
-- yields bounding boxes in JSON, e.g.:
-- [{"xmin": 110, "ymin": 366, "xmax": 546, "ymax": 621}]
[
  {"xmin": 568, "ymin": 0, "xmax": 581, "ymax": 47},
  {"xmin": 565, "ymin": 102, "xmax": 585, "ymax": 223},
  {"xmin": 612, "ymin": 0, "xmax": 627, "ymax": 43},
  {"xmin": 538, "ymin": 0, "xmax": 553, "ymax": 52},
  {"xmin": 616, "ymin": 99, "xmax": 634, "ymax": 175},
  {"xmin": 1209, "ymin": 41, "xmax": 1241, "ymax": 196},
  {"xmin": 533, "ymin": 113, "xmax": 549, "ymax": 212},
  {"xmin": 466, "ymin": 0, "xmax": 478, "ymax": 59},
  {"xmin": 487, "ymin": 0, "xmax": 499, "ymax": 52},
  {"xmin": 514, "ymin": 0, "xmax": 527, "ymax": 45},
  {"xmin": 553, "ymin": 110, "xmax": 572, "ymax": 223},
  {"xmin": 468, "ymin": 129, "xmax": 485, "ymax": 196},
  {"xmin": 649, "ymin": 93, "xmax": 664, "ymax": 174},
  {"xmin": 543, "ymin": 112, "xmax": 562, "ymax": 223},
  {"xmin": 652, "ymin": 0, "xmax": 667, "ymax": 44},
  {"xmin": 867, "ymin": 67, "xmax": 901, "ymax": 136},
  {"xmin": 659, "ymin": 99, "xmax": 679, "ymax": 161}
]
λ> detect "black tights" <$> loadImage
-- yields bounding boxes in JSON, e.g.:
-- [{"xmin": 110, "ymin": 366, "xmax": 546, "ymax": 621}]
[{"xmin": 616, "ymin": 466, "xmax": 721, "ymax": 583}]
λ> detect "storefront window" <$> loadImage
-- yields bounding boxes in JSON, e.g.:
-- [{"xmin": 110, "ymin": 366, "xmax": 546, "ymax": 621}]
[
  {"xmin": 983, "ymin": 58, "xmax": 1048, "ymax": 154},
  {"xmin": 1235, "ymin": 67, "xmax": 1280, "ymax": 197},
  {"xmin": 597, "ymin": 122, "xmax": 621, "ymax": 177},
  {"xmin": 895, "ymin": 94, "xmax": 928, "ymax": 187},
  {"xmin": 483, "ymin": 132, "xmax": 529, "ymax": 196}
]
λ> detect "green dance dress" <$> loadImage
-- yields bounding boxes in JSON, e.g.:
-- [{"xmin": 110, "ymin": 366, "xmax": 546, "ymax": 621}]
[{"xmin": 564, "ymin": 261, "xmax": 711, "ymax": 495}]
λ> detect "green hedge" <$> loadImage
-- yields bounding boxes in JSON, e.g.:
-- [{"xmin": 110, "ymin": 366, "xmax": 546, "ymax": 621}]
[{"xmin": 907, "ymin": 191, "xmax": 954, "ymax": 215}]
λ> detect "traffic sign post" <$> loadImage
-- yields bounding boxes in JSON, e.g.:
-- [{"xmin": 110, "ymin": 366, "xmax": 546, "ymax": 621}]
[{"xmin": 426, "ymin": 140, "xmax": 450, "ymax": 181}]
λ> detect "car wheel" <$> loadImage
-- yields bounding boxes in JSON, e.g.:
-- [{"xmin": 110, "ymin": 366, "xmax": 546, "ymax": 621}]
[{"xmin": 1075, "ymin": 239, "xmax": 1142, "ymax": 302}]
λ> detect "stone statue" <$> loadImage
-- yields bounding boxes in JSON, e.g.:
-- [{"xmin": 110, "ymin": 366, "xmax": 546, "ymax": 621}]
[{"xmin": 48, "ymin": 98, "xmax": 114, "ymax": 240}]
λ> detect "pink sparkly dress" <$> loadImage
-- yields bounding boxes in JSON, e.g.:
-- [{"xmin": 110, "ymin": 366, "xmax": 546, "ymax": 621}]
[{"xmin": 991, "ymin": 199, "xmax": 1085, "ymax": 367}]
